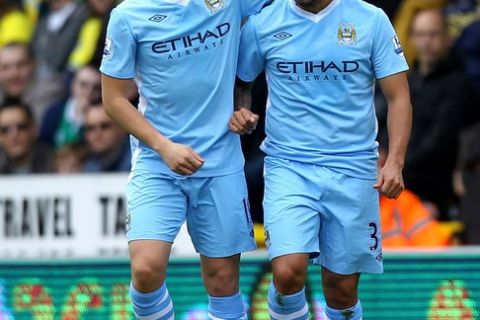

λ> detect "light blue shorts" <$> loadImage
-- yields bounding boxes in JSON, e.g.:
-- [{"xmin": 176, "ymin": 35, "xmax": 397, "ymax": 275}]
[
  {"xmin": 264, "ymin": 156, "xmax": 383, "ymax": 275},
  {"xmin": 126, "ymin": 169, "xmax": 257, "ymax": 258}
]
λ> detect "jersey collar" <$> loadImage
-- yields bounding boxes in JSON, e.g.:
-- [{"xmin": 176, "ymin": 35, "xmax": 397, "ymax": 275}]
[{"xmin": 289, "ymin": 0, "xmax": 341, "ymax": 23}]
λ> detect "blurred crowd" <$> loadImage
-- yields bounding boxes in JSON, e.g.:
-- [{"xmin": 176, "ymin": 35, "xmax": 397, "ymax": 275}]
[
  {"xmin": 0, "ymin": 0, "xmax": 479, "ymax": 245},
  {"xmin": 0, "ymin": 0, "xmax": 132, "ymax": 175}
]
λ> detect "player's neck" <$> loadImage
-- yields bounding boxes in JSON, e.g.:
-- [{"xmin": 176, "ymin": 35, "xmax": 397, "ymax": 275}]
[{"xmin": 295, "ymin": 0, "xmax": 334, "ymax": 14}]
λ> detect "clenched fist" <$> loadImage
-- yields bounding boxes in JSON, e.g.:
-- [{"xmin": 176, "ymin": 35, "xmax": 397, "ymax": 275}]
[
  {"xmin": 159, "ymin": 141, "xmax": 205, "ymax": 176},
  {"xmin": 228, "ymin": 108, "xmax": 259, "ymax": 135}
]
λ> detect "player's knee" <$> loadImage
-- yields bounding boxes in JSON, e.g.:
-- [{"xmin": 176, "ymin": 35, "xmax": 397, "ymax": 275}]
[
  {"xmin": 204, "ymin": 267, "xmax": 238, "ymax": 296},
  {"xmin": 131, "ymin": 262, "xmax": 166, "ymax": 292},
  {"xmin": 323, "ymin": 274, "xmax": 357, "ymax": 308},
  {"xmin": 272, "ymin": 263, "xmax": 306, "ymax": 294}
]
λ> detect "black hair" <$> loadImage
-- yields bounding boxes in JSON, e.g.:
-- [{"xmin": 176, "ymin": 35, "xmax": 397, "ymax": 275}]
[
  {"xmin": 0, "ymin": 102, "xmax": 35, "ymax": 123},
  {"xmin": 0, "ymin": 0, "xmax": 23, "ymax": 18}
]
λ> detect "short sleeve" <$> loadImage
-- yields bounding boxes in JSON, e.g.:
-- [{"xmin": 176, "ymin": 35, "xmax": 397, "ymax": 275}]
[
  {"xmin": 371, "ymin": 9, "xmax": 409, "ymax": 79},
  {"xmin": 240, "ymin": 0, "xmax": 271, "ymax": 17},
  {"xmin": 100, "ymin": 8, "xmax": 136, "ymax": 79},
  {"xmin": 237, "ymin": 19, "xmax": 265, "ymax": 82}
]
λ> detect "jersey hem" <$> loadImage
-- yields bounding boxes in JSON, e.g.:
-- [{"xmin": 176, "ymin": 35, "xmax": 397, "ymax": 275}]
[
  {"xmin": 131, "ymin": 165, "xmax": 245, "ymax": 179},
  {"xmin": 264, "ymin": 153, "xmax": 377, "ymax": 180}
]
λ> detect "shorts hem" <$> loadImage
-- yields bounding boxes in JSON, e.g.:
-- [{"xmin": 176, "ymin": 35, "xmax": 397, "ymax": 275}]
[
  {"xmin": 127, "ymin": 235, "xmax": 175, "ymax": 244},
  {"xmin": 198, "ymin": 244, "xmax": 257, "ymax": 258},
  {"xmin": 268, "ymin": 248, "xmax": 319, "ymax": 261},
  {"xmin": 315, "ymin": 259, "xmax": 384, "ymax": 275}
]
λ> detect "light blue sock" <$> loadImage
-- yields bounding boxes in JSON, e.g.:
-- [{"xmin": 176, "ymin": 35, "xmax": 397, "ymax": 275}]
[
  {"xmin": 268, "ymin": 283, "xmax": 309, "ymax": 320},
  {"xmin": 129, "ymin": 282, "xmax": 174, "ymax": 320},
  {"xmin": 326, "ymin": 300, "xmax": 362, "ymax": 320},
  {"xmin": 208, "ymin": 291, "xmax": 246, "ymax": 319}
]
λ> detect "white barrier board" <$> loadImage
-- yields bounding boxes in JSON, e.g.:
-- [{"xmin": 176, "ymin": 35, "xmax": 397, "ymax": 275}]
[{"xmin": 0, "ymin": 173, "xmax": 196, "ymax": 258}]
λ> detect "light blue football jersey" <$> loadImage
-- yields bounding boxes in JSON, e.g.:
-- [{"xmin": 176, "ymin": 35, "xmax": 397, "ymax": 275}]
[
  {"xmin": 100, "ymin": 0, "xmax": 267, "ymax": 177},
  {"xmin": 238, "ymin": 0, "xmax": 409, "ymax": 179}
]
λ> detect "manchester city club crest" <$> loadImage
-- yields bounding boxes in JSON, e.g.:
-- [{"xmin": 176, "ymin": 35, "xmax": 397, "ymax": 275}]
[
  {"xmin": 337, "ymin": 23, "xmax": 357, "ymax": 45},
  {"xmin": 204, "ymin": 0, "xmax": 227, "ymax": 14}
]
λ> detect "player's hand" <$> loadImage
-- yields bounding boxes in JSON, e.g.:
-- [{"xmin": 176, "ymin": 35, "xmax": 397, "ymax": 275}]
[
  {"xmin": 228, "ymin": 108, "xmax": 259, "ymax": 135},
  {"xmin": 159, "ymin": 141, "xmax": 205, "ymax": 176},
  {"xmin": 374, "ymin": 161, "xmax": 404, "ymax": 199}
]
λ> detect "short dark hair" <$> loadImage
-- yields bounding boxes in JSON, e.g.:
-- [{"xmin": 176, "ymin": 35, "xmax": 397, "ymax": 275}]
[
  {"xmin": 0, "ymin": 102, "xmax": 34, "ymax": 123},
  {"xmin": 85, "ymin": 101, "xmax": 104, "ymax": 114}
]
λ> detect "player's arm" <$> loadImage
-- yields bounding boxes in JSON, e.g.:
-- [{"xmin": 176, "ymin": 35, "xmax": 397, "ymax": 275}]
[
  {"xmin": 229, "ymin": 78, "xmax": 259, "ymax": 135},
  {"xmin": 374, "ymin": 72, "xmax": 412, "ymax": 199},
  {"xmin": 229, "ymin": 17, "xmax": 264, "ymax": 135},
  {"xmin": 102, "ymin": 75, "xmax": 204, "ymax": 175},
  {"xmin": 100, "ymin": 9, "xmax": 203, "ymax": 176},
  {"xmin": 371, "ymin": 9, "xmax": 412, "ymax": 198}
]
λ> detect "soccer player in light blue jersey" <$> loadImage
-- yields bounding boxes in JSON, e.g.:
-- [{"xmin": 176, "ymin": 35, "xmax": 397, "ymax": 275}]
[
  {"xmin": 100, "ymin": 1, "xmax": 269, "ymax": 319},
  {"xmin": 230, "ymin": 0, "xmax": 413, "ymax": 319}
]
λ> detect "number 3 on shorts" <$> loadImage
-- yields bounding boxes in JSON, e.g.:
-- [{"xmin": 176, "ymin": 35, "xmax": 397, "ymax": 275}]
[{"xmin": 369, "ymin": 222, "xmax": 378, "ymax": 251}]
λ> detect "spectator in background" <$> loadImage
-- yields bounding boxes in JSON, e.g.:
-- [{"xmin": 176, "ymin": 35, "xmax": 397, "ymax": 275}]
[
  {"xmin": 22, "ymin": 0, "xmax": 42, "ymax": 25},
  {"xmin": 55, "ymin": 142, "xmax": 87, "ymax": 173},
  {"xmin": 448, "ymin": 0, "xmax": 480, "ymax": 99},
  {"xmin": 0, "ymin": 43, "xmax": 65, "ymax": 121},
  {"xmin": 381, "ymin": 190, "xmax": 453, "ymax": 247},
  {"xmin": 40, "ymin": 64, "xmax": 101, "ymax": 149},
  {"xmin": 365, "ymin": 0, "xmax": 401, "ymax": 19},
  {"xmin": 400, "ymin": 8, "xmax": 477, "ymax": 218},
  {"xmin": 83, "ymin": 103, "xmax": 130, "ymax": 172},
  {"xmin": 378, "ymin": 150, "xmax": 452, "ymax": 248},
  {"xmin": 0, "ymin": 103, "xmax": 54, "ymax": 174},
  {"xmin": 68, "ymin": 0, "xmax": 115, "ymax": 70},
  {"xmin": 457, "ymin": 123, "xmax": 480, "ymax": 244},
  {"xmin": 0, "ymin": 0, "xmax": 33, "ymax": 47},
  {"xmin": 454, "ymin": 17, "xmax": 480, "ymax": 91},
  {"xmin": 446, "ymin": 0, "xmax": 479, "ymax": 39},
  {"xmin": 394, "ymin": 0, "xmax": 448, "ymax": 64},
  {"xmin": 0, "ymin": 43, "xmax": 34, "ymax": 105},
  {"xmin": 31, "ymin": 0, "xmax": 88, "ymax": 81}
]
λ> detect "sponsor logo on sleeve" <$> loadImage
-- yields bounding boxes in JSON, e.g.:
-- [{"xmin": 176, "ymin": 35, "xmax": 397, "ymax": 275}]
[
  {"xmin": 392, "ymin": 35, "xmax": 404, "ymax": 56},
  {"xmin": 103, "ymin": 38, "xmax": 113, "ymax": 59}
]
